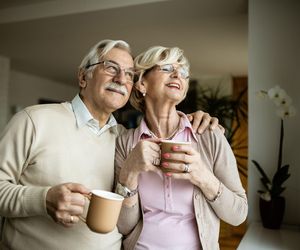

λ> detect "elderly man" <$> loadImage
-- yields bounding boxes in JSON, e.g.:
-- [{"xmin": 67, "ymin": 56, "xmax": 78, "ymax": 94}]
[{"xmin": 0, "ymin": 39, "xmax": 220, "ymax": 249}]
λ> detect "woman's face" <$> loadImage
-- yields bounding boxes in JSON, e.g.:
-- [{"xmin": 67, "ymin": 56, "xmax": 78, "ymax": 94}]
[{"xmin": 141, "ymin": 63, "xmax": 189, "ymax": 105}]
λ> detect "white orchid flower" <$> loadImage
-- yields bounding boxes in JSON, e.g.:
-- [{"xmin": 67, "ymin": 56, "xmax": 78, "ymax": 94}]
[
  {"xmin": 276, "ymin": 105, "xmax": 297, "ymax": 119},
  {"xmin": 268, "ymin": 86, "xmax": 287, "ymax": 102},
  {"xmin": 256, "ymin": 90, "xmax": 268, "ymax": 99},
  {"xmin": 273, "ymin": 93, "xmax": 292, "ymax": 107},
  {"xmin": 279, "ymin": 95, "xmax": 292, "ymax": 107}
]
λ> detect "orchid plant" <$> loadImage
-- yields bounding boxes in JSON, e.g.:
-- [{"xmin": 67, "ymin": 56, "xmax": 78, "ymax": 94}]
[{"xmin": 252, "ymin": 86, "xmax": 296, "ymax": 201}]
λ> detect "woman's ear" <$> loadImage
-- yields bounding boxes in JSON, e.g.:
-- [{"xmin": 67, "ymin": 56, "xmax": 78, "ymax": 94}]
[
  {"xmin": 135, "ymin": 79, "xmax": 147, "ymax": 95},
  {"xmin": 78, "ymin": 69, "xmax": 87, "ymax": 88}
]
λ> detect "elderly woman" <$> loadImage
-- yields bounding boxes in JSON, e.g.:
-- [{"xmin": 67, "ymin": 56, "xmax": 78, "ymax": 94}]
[{"xmin": 114, "ymin": 46, "xmax": 248, "ymax": 250}]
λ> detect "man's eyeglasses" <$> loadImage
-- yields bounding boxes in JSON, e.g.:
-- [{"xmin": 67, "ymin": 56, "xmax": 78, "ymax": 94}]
[
  {"xmin": 157, "ymin": 64, "xmax": 189, "ymax": 79},
  {"xmin": 85, "ymin": 60, "xmax": 136, "ymax": 84}
]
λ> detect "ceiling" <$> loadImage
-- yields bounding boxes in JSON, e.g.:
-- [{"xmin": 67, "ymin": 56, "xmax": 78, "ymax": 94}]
[{"xmin": 0, "ymin": 0, "xmax": 248, "ymax": 85}]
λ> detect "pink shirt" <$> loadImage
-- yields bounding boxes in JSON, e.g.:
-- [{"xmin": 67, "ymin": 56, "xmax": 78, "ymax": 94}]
[{"xmin": 133, "ymin": 112, "xmax": 201, "ymax": 250}]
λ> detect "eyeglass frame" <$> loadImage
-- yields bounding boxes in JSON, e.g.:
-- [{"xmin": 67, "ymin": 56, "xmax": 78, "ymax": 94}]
[
  {"xmin": 85, "ymin": 60, "xmax": 136, "ymax": 84},
  {"xmin": 157, "ymin": 64, "xmax": 190, "ymax": 79},
  {"xmin": 143, "ymin": 63, "xmax": 190, "ymax": 80}
]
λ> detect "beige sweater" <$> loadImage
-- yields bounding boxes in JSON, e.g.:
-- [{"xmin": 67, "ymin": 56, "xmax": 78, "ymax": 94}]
[
  {"xmin": 115, "ymin": 127, "xmax": 248, "ymax": 250},
  {"xmin": 0, "ymin": 103, "xmax": 122, "ymax": 250}
]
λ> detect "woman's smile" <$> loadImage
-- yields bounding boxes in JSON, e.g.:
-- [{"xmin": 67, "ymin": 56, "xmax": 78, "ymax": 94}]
[{"xmin": 165, "ymin": 81, "xmax": 181, "ymax": 90}]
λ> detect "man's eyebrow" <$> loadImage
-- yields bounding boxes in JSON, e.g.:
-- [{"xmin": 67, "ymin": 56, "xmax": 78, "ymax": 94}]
[
  {"xmin": 103, "ymin": 59, "xmax": 117, "ymax": 65},
  {"xmin": 106, "ymin": 59, "xmax": 134, "ymax": 70}
]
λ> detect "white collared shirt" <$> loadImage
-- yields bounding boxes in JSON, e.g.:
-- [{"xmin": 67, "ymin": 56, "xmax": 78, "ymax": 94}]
[{"xmin": 67, "ymin": 94, "xmax": 118, "ymax": 136}]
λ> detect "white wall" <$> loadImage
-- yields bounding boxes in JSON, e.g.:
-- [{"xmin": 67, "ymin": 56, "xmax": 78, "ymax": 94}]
[
  {"xmin": 249, "ymin": 0, "xmax": 300, "ymax": 225},
  {"xmin": 8, "ymin": 70, "xmax": 77, "ymax": 119}
]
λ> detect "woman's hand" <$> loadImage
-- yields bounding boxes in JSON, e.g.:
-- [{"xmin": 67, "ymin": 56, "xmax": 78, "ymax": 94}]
[
  {"xmin": 187, "ymin": 110, "xmax": 225, "ymax": 134},
  {"xmin": 119, "ymin": 139, "xmax": 161, "ymax": 190},
  {"xmin": 161, "ymin": 144, "xmax": 220, "ymax": 201},
  {"xmin": 160, "ymin": 144, "xmax": 205, "ymax": 185}
]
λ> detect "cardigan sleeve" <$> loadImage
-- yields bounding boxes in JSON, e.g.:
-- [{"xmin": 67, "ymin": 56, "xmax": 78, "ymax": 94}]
[
  {"xmin": 200, "ymin": 128, "xmax": 248, "ymax": 226},
  {"xmin": 114, "ymin": 130, "xmax": 141, "ymax": 235},
  {"xmin": 0, "ymin": 110, "xmax": 50, "ymax": 218}
]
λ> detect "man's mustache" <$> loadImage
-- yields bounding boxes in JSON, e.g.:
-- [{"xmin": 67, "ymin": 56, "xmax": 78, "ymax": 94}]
[{"xmin": 104, "ymin": 82, "xmax": 129, "ymax": 96}]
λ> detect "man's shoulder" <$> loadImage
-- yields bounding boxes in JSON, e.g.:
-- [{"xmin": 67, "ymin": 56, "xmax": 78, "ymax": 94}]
[{"xmin": 23, "ymin": 102, "xmax": 71, "ymax": 118}]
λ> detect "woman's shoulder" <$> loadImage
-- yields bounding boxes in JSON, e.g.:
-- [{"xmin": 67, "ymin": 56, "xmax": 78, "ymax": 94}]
[
  {"xmin": 116, "ymin": 127, "xmax": 137, "ymax": 149},
  {"xmin": 115, "ymin": 127, "xmax": 139, "ymax": 160},
  {"xmin": 195, "ymin": 126, "xmax": 225, "ymax": 144},
  {"xmin": 117, "ymin": 126, "xmax": 135, "ymax": 140}
]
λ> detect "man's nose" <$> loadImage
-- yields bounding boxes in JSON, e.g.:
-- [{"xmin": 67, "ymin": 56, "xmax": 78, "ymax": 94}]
[{"xmin": 113, "ymin": 70, "xmax": 127, "ymax": 85}]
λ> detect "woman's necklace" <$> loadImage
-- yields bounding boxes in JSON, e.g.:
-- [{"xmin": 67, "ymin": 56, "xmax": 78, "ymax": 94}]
[{"xmin": 148, "ymin": 126, "xmax": 179, "ymax": 140}]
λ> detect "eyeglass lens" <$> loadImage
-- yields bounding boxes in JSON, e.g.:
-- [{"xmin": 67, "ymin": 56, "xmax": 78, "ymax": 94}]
[
  {"xmin": 85, "ymin": 61, "xmax": 135, "ymax": 83},
  {"xmin": 103, "ymin": 61, "xmax": 135, "ymax": 83},
  {"xmin": 159, "ymin": 64, "xmax": 189, "ymax": 79}
]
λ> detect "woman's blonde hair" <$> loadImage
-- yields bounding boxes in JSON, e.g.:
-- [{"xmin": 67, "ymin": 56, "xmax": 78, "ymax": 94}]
[{"xmin": 130, "ymin": 46, "xmax": 190, "ymax": 112}]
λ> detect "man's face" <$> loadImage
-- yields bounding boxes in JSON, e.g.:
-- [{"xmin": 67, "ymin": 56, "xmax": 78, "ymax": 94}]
[{"xmin": 79, "ymin": 48, "xmax": 134, "ymax": 119}]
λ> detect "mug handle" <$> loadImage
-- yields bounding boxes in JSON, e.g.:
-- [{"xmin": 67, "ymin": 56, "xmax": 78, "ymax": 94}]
[{"xmin": 79, "ymin": 193, "xmax": 92, "ymax": 223}]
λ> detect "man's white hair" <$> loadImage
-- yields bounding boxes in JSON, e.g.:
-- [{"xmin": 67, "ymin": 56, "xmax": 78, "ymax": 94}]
[{"xmin": 79, "ymin": 39, "xmax": 132, "ymax": 79}]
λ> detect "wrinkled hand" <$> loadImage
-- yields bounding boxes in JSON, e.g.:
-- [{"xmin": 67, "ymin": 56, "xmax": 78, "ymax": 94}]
[
  {"xmin": 46, "ymin": 183, "xmax": 90, "ymax": 227},
  {"xmin": 161, "ymin": 144, "xmax": 220, "ymax": 200},
  {"xmin": 187, "ymin": 111, "xmax": 225, "ymax": 134},
  {"xmin": 119, "ymin": 139, "xmax": 161, "ymax": 189},
  {"xmin": 160, "ymin": 143, "xmax": 211, "ymax": 185}
]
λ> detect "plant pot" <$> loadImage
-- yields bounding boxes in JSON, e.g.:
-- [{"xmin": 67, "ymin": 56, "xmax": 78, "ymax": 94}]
[{"xmin": 259, "ymin": 196, "xmax": 285, "ymax": 229}]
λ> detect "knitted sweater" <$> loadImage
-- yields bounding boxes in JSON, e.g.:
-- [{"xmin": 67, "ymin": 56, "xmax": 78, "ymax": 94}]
[{"xmin": 0, "ymin": 103, "xmax": 122, "ymax": 250}]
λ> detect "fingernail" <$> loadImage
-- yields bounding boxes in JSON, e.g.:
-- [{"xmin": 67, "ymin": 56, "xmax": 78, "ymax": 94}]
[
  {"xmin": 163, "ymin": 153, "xmax": 170, "ymax": 158},
  {"xmin": 165, "ymin": 173, "xmax": 172, "ymax": 177},
  {"xmin": 172, "ymin": 145, "xmax": 180, "ymax": 150},
  {"xmin": 162, "ymin": 162, "xmax": 168, "ymax": 167}
]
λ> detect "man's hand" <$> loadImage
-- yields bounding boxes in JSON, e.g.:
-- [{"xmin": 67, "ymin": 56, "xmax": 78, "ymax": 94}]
[
  {"xmin": 46, "ymin": 183, "xmax": 90, "ymax": 227},
  {"xmin": 187, "ymin": 110, "xmax": 225, "ymax": 134}
]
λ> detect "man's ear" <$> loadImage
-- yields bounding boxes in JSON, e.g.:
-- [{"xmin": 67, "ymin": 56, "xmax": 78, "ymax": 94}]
[{"xmin": 78, "ymin": 69, "xmax": 87, "ymax": 88}]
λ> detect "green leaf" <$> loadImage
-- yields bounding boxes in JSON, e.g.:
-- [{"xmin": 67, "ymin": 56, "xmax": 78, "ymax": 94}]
[
  {"xmin": 252, "ymin": 160, "xmax": 271, "ymax": 183},
  {"xmin": 260, "ymin": 177, "xmax": 271, "ymax": 191},
  {"xmin": 272, "ymin": 165, "xmax": 290, "ymax": 187},
  {"xmin": 271, "ymin": 186, "xmax": 286, "ymax": 197}
]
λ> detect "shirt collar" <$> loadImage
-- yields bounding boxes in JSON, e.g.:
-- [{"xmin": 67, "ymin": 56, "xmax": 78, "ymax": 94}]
[
  {"xmin": 71, "ymin": 94, "xmax": 118, "ymax": 131},
  {"xmin": 135, "ymin": 111, "xmax": 198, "ymax": 142}
]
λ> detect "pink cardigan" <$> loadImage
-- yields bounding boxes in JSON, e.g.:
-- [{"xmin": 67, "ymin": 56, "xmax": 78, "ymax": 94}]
[{"xmin": 115, "ymin": 127, "xmax": 248, "ymax": 250}]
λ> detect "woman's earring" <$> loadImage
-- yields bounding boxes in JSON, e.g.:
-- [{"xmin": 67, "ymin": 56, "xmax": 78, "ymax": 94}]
[{"xmin": 142, "ymin": 92, "xmax": 146, "ymax": 97}]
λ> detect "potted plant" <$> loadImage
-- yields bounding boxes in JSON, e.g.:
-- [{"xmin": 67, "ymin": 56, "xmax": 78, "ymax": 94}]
[
  {"xmin": 196, "ymin": 84, "xmax": 248, "ymax": 177},
  {"xmin": 252, "ymin": 85, "xmax": 296, "ymax": 229}
]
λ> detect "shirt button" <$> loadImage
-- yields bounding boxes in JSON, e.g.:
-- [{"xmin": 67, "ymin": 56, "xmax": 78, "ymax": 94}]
[
  {"xmin": 195, "ymin": 194, "xmax": 199, "ymax": 199},
  {"xmin": 196, "ymin": 213, "xmax": 200, "ymax": 219}
]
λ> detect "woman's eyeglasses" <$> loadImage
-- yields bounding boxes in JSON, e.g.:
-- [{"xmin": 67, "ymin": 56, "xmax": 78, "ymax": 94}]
[{"xmin": 158, "ymin": 64, "xmax": 189, "ymax": 79}]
